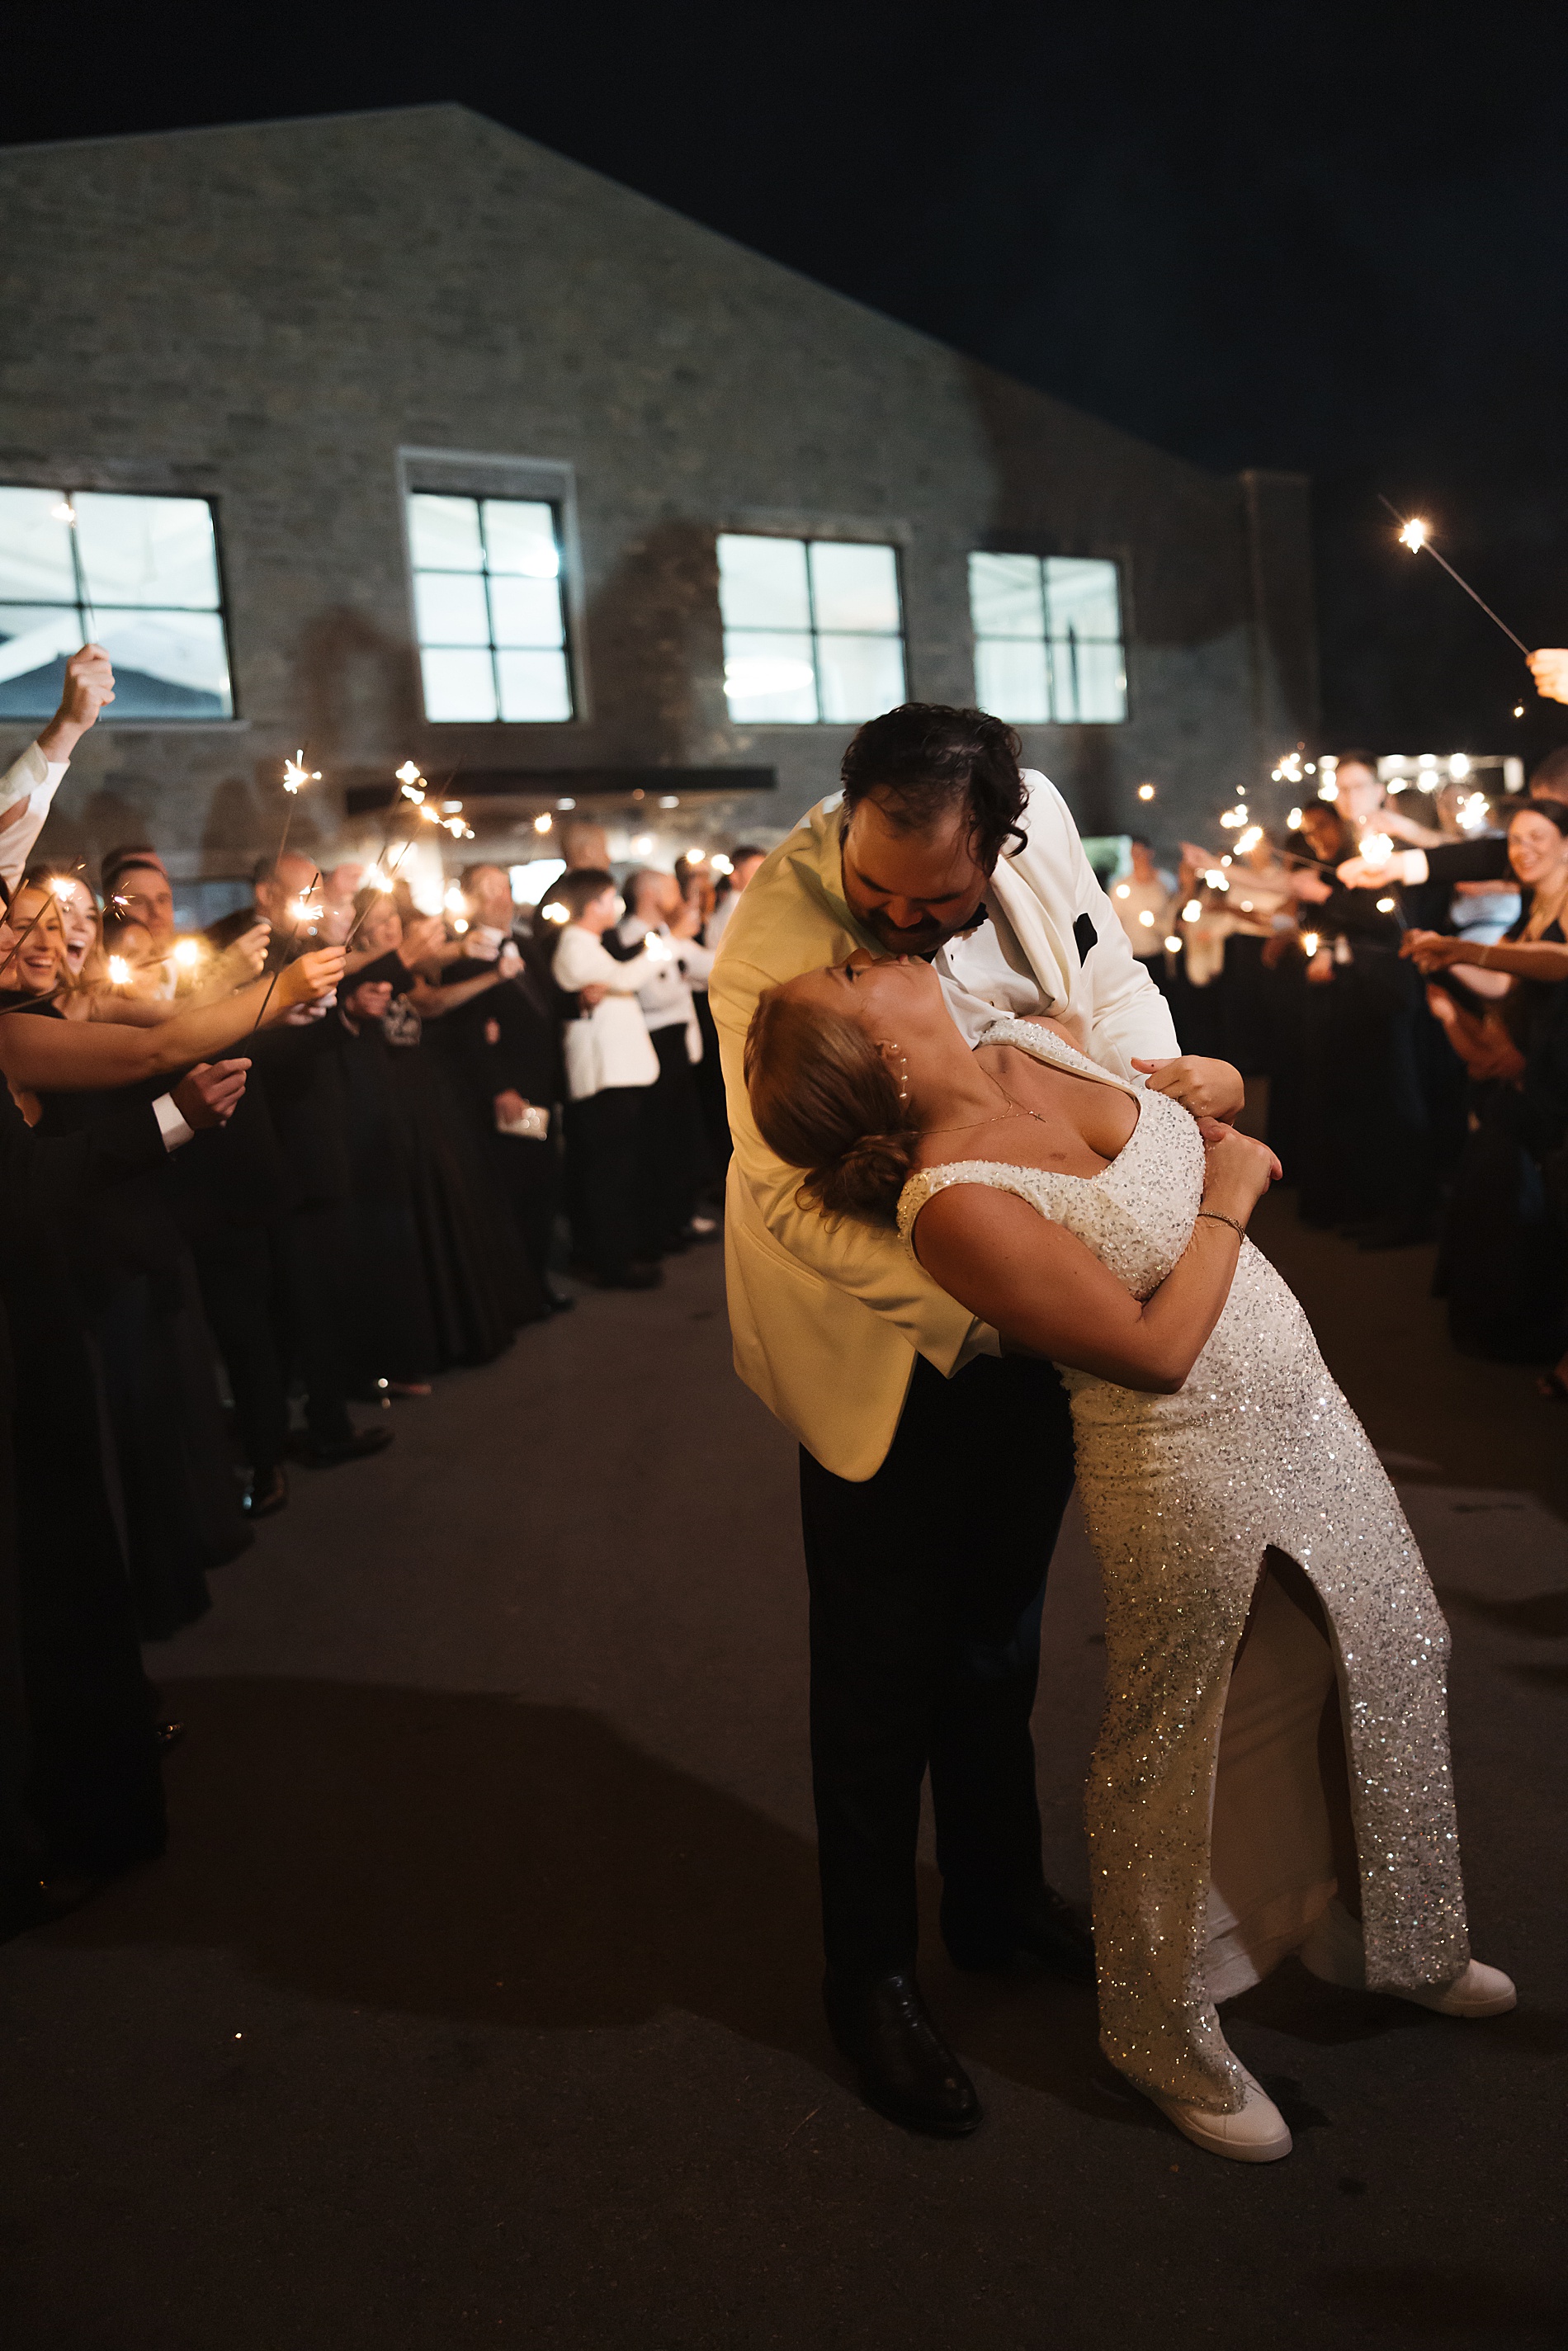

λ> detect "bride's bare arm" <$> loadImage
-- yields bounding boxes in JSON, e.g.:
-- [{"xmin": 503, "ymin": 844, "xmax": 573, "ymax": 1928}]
[{"xmin": 911, "ymin": 1129, "xmax": 1278, "ymax": 1394}]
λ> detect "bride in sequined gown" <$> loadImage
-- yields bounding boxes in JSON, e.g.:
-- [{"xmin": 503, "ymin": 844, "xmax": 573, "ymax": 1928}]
[{"xmin": 744, "ymin": 956, "xmax": 1515, "ymax": 2164}]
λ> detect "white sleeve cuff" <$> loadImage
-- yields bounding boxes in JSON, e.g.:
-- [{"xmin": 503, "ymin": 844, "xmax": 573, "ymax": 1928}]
[{"xmin": 152, "ymin": 1092, "xmax": 195, "ymax": 1151}]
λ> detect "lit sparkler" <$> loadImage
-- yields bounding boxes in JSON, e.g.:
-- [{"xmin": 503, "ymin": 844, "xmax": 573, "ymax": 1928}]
[
  {"xmin": 1381, "ymin": 497, "xmax": 1531, "ymax": 657},
  {"xmin": 107, "ymin": 955, "xmax": 131, "ymax": 986},
  {"xmin": 273, "ymin": 749, "xmax": 320, "ymax": 872},
  {"xmin": 51, "ymin": 498, "xmax": 99, "ymax": 640},
  {"xmin": 248, "ymin": 866, "xmax": 323, "ymax": 1033}
]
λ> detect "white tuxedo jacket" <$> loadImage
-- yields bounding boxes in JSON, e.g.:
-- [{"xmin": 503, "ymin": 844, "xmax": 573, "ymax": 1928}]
[{"xmin": 710, "ymin": 772, "xmax": 1180, "ymax": 1480}]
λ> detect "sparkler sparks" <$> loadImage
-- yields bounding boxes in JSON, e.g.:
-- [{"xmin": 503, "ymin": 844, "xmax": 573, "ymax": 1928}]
[
  {"xmin": 1381, "ymin": 496, "xmax": 1531, "ymax": 657},
  {"xmin": 282, "ymin": 753, "xmax": 320, "ymax": 795},
  {"xmin": 172, "ymin": 937, "xmax": 202, "ymax": 968},
  {"xmin": 107, "ymin": 956, "xmax": 131, "ymax": 986},
  {"xmin": 1360, "ymin": 832, "xmax": 1395, "ymax": 867}
]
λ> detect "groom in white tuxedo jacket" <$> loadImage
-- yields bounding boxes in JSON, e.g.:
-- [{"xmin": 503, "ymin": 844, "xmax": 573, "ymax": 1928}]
[{"xmin": 711, "ymin": 703, "xmax": 1243, "ymax": 2136}]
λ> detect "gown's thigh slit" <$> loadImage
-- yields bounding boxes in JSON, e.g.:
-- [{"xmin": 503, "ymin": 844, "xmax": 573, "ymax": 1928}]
[{"xmin": 1207, "ymin": 1548, "xmax": 1357, "ymax": 2002}]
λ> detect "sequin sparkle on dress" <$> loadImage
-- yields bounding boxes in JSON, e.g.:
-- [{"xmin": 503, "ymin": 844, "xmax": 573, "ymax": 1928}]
[{"xmin": 897, "ymin": 1017, "xmax": 1470, "ymax": 2115}]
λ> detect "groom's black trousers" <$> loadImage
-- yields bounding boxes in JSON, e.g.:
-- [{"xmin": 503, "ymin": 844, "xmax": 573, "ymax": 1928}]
[{"xmin": 799, "ymin": 1350, "xmax": 1075, "ymax": 1980}]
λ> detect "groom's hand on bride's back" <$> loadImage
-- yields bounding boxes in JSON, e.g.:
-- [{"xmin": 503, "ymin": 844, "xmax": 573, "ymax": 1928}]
[{"xmin": 1132, "ymin": 1054, "xmax": 1246, "ymax": 1121}]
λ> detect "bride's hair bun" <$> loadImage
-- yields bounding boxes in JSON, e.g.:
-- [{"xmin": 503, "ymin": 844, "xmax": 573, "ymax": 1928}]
[{"xmin": 744, "ymin": 986, "xmax": 919, "ymax": 1227}]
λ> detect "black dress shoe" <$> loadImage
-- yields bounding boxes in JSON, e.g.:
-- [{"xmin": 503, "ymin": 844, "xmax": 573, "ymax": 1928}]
[
  {"xmin": 241, "ymin": 1464, "xmax": 290, "ymax": 1519},
  {"xmin": 823, "ymin": 1969, "xmax": 982, "ymax": 2137},
  {"xmin": 544, "ymin": 1287, "xmax": 576, "ymax": 1314},
  {"xmin": 293, "ymin": 1426, "xmax": 394, "ymax": 1469},
  {"xmin": 944, "ymin": 1883, "xmax": 1098, "ymax": 1984}
]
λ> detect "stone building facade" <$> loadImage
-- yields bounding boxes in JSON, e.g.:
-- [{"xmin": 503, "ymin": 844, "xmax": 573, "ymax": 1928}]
[{"xmin": 0, "ymin": 105, "xmax": 1316, "ymax": 890}]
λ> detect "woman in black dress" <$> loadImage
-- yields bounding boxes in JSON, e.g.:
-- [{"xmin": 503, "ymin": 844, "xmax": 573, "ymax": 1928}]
[{"xmin": 1406, "ymin": 800, "xmax": 1568, "ymax": 1366}]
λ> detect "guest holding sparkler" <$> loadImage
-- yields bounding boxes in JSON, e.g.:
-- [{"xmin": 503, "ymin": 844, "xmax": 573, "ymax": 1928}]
[
  {"xmin": 351, "ymin": 884, "xmax": 545, "ymax": 1355},
  {"xmin": 434, "ymin": 865, "xmax": 572, "ymax": 1310},
  {"xmin": 615, "ymin": 868, "xmax": 718, "ymax": 1256},
  {"xmin": 0, "ymin": 644, "xmax": 115, "ymax": 892},
  {"xmin": 1405, "ymin": 800, "xmax": 1568, "ymax": 1368},
  {"xmin": 539, "ymin": 869, "xmax": 668, "ymax": 1291}
]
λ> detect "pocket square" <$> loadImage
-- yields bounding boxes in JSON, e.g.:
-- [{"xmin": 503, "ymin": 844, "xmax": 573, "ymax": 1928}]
[{"xmin": 1073, "ymin": 912, "xmax": 1098, "ymax": 964}]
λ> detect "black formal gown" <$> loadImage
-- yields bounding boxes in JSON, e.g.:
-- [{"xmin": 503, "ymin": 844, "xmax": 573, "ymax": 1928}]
[
  {"xmin": 12, "ymin": 998, "xmax": 250, "ymax": 1642},
  {"xmin": 379, "ymin": 990, "xmax": 542, "ymax": 1360},
  {"xmin": 330, "ymin": 1003, "xmax": 440, "ymax": 1391},
  {"xmin": 1434, "ymin": 915, "xmax": 1568, "ymax": 1362},
  {"xmin": 0, "ymin": 1082, "xmax": 170, "ymax": 1897},
  {"xmin": 430, "ymin": 951, "xmax": 565, "ymax": 1293}
]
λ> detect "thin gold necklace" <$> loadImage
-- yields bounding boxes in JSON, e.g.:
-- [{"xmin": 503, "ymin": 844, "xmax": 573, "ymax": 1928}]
[{"xmin": 919, "ymin": 1066, "xmax": 1057, "ymax": 1140}]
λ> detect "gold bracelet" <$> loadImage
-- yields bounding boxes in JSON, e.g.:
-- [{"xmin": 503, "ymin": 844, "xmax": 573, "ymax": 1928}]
[{"xmin": 1196, "ymin": 1209, "xmax": 1245, "ymax": 1240}]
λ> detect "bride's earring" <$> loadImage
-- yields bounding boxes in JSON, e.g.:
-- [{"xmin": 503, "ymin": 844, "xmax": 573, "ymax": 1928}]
[{"xmin": 879, "ymin": 1041, "xmax": 912, "ymax": 1109}]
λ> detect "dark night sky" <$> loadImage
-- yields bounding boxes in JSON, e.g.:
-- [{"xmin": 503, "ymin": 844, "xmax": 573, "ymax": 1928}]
[{"xmin": 8, "ymin": 0, "xmax": 1568, "ymax": 759}]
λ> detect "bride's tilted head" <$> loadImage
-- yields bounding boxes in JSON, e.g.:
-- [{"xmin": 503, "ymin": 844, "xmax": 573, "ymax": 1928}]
[{"xmin": 744, "ymin": 955, "xmax": 952, "ymax": 1225}]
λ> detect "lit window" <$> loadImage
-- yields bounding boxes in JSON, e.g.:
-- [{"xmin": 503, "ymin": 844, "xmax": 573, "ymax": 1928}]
[
  {"xmin": 0, "ymin": 487, "xmax": 233, "ymax": 720},
  {"xmin": 717, "ymin": 534, "xmax": 905, "ymax": 725},
  {"xmin": 968, "ymin": 554, "xmax": 1126, "ymax": 724},
  {"xmin": 408, "ymin": 493, "xmax": 573, "ymax": 723}
]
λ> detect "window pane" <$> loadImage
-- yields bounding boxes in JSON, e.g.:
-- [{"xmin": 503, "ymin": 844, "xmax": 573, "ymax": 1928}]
[
  {"xmin": 1066, "ymin": 637, "xmax": 1127, "ymax": 723},
  {"xmin": 722, "ymin": 629, "xmax": 819, "ymax": 723},
  {"xmin": 975, "ymin": 636, "xmax": 1051, "ymax": 725},
  {"xmin": 421, "ymin": 646, "xmax": 497, "ymax": 722},
  {"xmin": 0, "ymin": 603, "xmax": 87, "ymax": 716},
  {"xmin": 489, "ymin": 574, "xmax": 565, "ymax": 649},
  {"xmin": 717, "ymin": 535, "xmax": 811, "ymax": 631},
  {"xmin": 413, "ymin": 571, "xmax": 491, "ymax": 646},
  {"xmin": 481, "ymin": 499, "xmax": 560, "ymax": 578},
  {"xmin": 408, "ymin": 493, "xmax": 484, "ymax": 573},
  {"xmin": 90, "ymin": 610, "xmax": 233, "ymax": 716},
  {"xmin": 809, "ymin": 541, "xmax": 901, "ymax": 634},
  {"xmin": 968, "ymin": 553, "xmax": 1045, "ymax": 640},
  {"xmin": 496, "ymin": 649, "xmax": 573, "ymax": 722},
  {"xmin": 816, "ymin": 632, "xmax": 905, "ymax": 725},
  {"xmin": 1045, "ymin": 556, "xmax": 1122, "ymax": 642},
  {"xmin": 0, "ymin": 489, "xmax": 78, "ymax": 603},
  {"xmin": 75, "ymin": 493, "xmax": 220, "ymax": 610}
]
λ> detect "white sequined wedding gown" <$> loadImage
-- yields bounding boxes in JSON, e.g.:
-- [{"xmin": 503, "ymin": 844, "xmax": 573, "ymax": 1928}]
[{"xmin": 897, "ymin": 1019, "xmax": 1470, "ymax": 2115}]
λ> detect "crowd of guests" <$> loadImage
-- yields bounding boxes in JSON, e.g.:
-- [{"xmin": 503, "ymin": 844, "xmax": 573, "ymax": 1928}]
[
  {"xmin": 1108, "ymin": 748, "xmax": 1568, "ymax": 1392},
  {"xmin": 0, "ymin": 646, "xmax": 767, "ymax": 1935}
]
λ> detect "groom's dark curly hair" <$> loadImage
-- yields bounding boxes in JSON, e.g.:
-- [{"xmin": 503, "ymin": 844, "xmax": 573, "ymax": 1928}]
[{"xmin": 838, "ymin": 703, "xmax": 1029, "ymax": 870}]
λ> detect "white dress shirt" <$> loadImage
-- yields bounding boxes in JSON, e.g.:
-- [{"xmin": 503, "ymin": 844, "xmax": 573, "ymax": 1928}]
[
  {"xmin": 0, "ymin": 741, "xmax": 70, "ymax": 892},
  {"xmin": 931, "ymin": 895, "xmax": 1051, "ymax": 1047},
  {"xmin": 553, "ymin": 925, "xmax": 662, "ymax": 1098},
  {"xmin": 616, "ymin": 913, "xmax": 712, "ymax": 1060}
]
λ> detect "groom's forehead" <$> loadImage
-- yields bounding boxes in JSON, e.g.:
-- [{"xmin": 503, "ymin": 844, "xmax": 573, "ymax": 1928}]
[{"xmin": 842, "ymin": 803, "xmax": 984, "ymax": 896}]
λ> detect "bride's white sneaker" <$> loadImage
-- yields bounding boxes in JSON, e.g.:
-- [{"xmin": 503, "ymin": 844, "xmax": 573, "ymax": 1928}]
[
  {"xmin": 1145, "ymin": 2065, "xmax": 1293, "ymax": 2165},
  {"xmin": 1397, "ymin": 1960, "xmax": 1518, "ymax": 2018},
  {"xmin": 1301, "ymin": 1900, "xmax": 1516, "ymax": 2016}
]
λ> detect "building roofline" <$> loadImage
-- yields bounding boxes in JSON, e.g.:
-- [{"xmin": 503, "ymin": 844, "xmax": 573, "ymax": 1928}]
[
  {"xmin": 0, "ymin": 101, "xmax": 1244, "ymax": 497},
  {"xmin": 0, "ymin": 99, "xmax": 477, "ymax": 160}
]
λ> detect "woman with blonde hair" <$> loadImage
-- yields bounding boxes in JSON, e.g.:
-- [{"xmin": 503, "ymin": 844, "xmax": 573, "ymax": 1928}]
[{"xmin": 745, "ymin": 952, "xmax": 1514, "ymax": 2165}]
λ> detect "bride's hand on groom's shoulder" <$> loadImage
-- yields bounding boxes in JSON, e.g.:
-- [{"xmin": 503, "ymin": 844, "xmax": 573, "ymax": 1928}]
[{"xmin": 1132, "ymin": 1053, "xmax": 1246, "ymax": 1121}]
